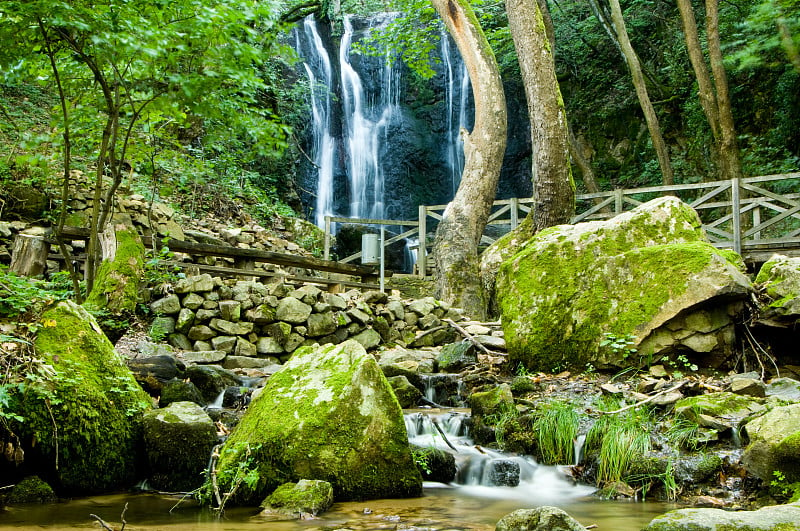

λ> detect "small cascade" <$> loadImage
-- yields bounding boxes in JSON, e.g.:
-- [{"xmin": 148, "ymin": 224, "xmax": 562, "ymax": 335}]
[
  {"xmin": 421, "ymin": 373, "xmax": 467, "ymax": 407},
  {"xmin": 206, "ymin": 389, "xmax": 226, "ymax": 410},
  {"xmin": 406, "ymin": 411, "xmax": 596, "ymax": 500}
]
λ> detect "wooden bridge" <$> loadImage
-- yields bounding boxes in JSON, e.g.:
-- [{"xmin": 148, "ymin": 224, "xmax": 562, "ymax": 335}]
[{"xmin": 327, "ymin": 172, "xmax": 800, "ymax": 276}]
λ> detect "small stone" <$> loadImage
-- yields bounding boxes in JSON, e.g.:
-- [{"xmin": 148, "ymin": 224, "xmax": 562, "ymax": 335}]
[
  {"xmin": 182, "ymin": 292, "xmax": 205, "ymax": 310},
  {"xmin": 600, "ymin": 383, "xmax": 623, "ymax": 396},
  {"xmin": 211, "ymin": 335, "xmax": 237, "ymax": 353},
  {"xmin": 275, "ymin": 297, "xmax": 313, "ymax": 324},
  {"xmin": 219, "ymin": 300, "xmax": 242, "ymax": 322},
  {"xmin": 182, "ymin": 350, "xmax": 227, "ymax": 364},
  {"xmin": 235, "ymin": 337, "xmax": 257, "ymax": 357},
  {"xmin": 187, "ymin": 325, "xmax": 215, "ymax": 341},
  {"xmin": 730, "ymin": 376, "xmax": 766, "ymax": 397},
  {"xmin": 257, "ymin": 336, "xmax": 284, "ymax": 355},
  {"xmin": 649, "ymin": 364, "xmax": 668, "ymax": 378},
  {"xmin": 150, "ymin": 294, "xmax": 181, "ymax": 315}
]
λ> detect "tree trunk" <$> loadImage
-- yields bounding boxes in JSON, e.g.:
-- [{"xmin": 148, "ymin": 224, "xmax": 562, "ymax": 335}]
[
  {"xmin": 607, "ymin": 0, "xmax": 674, "ymax": 185},
  {"xmin": 506, "ymin": 0, "xmax": 575, "ymax": 230},
  {"xmin": 10, "ymin": 232, "xmax": 50, "ymax": 278},
  {"xmin": 431, "ymin": 0, "xmax": 507, "ymax": 319}
]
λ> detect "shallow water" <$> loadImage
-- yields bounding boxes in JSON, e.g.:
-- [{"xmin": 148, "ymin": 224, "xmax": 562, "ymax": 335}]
[{"xmin": 0, "ymin": 485, "xmax": 673, "ymax": 530}]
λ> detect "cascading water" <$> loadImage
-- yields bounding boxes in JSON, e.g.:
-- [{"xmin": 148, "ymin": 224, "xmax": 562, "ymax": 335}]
[
  {"xmin": 440, "ymin": 29, "xmax": 470, "ymax": 195},
  {"xmin": 296, "ymin": 17, "xmax": 336, "ymax": 228},
  {"xmin": 406, "ymin": 411, "xmax": 596, "ymax": 502}
]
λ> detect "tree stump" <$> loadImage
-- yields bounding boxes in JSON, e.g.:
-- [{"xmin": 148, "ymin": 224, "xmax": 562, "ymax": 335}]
[{"xmin": 10, "ymin": 232, "xmax": 51, "ymax": 277}]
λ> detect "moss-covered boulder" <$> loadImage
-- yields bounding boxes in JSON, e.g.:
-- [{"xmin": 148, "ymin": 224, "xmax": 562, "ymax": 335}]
[
  {"xmin": 436, "ymin": 341, "xmax": 478, "ymax": 373},
  {"xmin": 387, "ymin": 375, "xmax": 422, "ymax": 408},
  {"xmin": 743, "ymin": 403, "xmax": 800, "ymax": 483},
  {"xmin": 496, "ymin": 506, "xmax": 586, "ymax": 531},
  {"xmin": 260, "ymin": 479, "xmax": 334, "ymax": 519},
  {"xmin": 643, "ymin": 502, "xmax": 800, "ymax": 530},
  {"xmin": 4, "ymin": 476, "xmax": 57, "ymax": 504},
  {"xmin": 143, "ymin": 401, "xmax": 217, "ymax": 491},
  {"xmin": 675, "ymin": 392, "xmax": 765, "ymax": 431},
  {"xmin": 83, "ymin": 225, "xmax": 145, "ymax": 313},
  {"xmin": 755, "ymin": 254, "xmax": 800, "ymax": 324},
  {"xmin": 207, "ymin": 340, "xmax": 422, "ymax": 505},
  {"xmin": 10, "ymin": 301, "xmax": 152, "ymax": 493},
  {"xmin": 495, "ymin": 197, "xmax": 752, "ymax": 372}
]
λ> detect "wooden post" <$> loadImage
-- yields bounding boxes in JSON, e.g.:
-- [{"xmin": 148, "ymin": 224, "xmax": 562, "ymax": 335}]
[
  {"xmin": 418, "ymin": 205, "xmax": 427, "ymax": 278},
  {"xmin": 323, "ymin": 216, "xmax": 331, "ymax": 261},
  {"xmin": 10, "ymin": 232, "xmax": 51, "ymax": 277},
  {"xmin": 732, "ymin": 178, "xmax": 742, "ymax": 255},
  {"xmin": 614, "ymin": 188, "xmax": 624, "ymax": 214},
  {"xmin": 510, "ymin": 197, "xmax": 519, "ymax": 229}
]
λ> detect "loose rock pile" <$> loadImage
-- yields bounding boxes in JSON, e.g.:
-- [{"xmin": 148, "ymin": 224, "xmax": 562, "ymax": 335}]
[{"xmin": 146, "ymin": 273, "xmax": 505, "ymax": 370}]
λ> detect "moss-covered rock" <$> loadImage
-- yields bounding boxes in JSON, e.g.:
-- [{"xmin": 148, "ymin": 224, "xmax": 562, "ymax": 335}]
[
  {"xmin": 436, "ymin": 341, "xmax": 478, "ymax": 373},
  {"xmin": 743, "ymin": 403, "xmax": 800, "ymax": 483},
  {"xmin": 755, "ymin": 254, "xmax": 800, "ymax": 323},
  {"xmin": 496, "ymin": 506, "xmax": 586, "ymax": 531},
  {"xmin": 387, "ymin": 375, "xmax": 422, "ymax": 408},
  {"xmin": 143, "ymin": 401, "xmax": 217, "ymax": 491},
  {"xmin": 260, "ymin": 479, "xmax": 334, "ymax": 518},
  {"xmin": 469, "ymin": 383, "xmax": 514, "ymax": 418},
  {"xmin": 11, "ymin": 301, "xmax": 152, "ymax": 493},
  {"xmin": 496, "ymin": 197, "xmax": 752, "ymax": 372},
  {"xmin": 5, "ymin": 476, "xmax": 57, "ymax": 504},
  {"xmin": 675, "ymin": 392, "xmax": 765, "ymax": 430},
  {"xmin": 206, "ymin": 340, "xmax": 422, "ymax": 505},
  {"xmin": 83, "ymin": 226, "xmax": 145, "ymax": 313},
  {"xmin": 643, "ymin": 501, "xmax": 800, "ymax": 530},
  {"xmin": 411, "ymin": 446, "xmax": 456, "ymax": 483}
]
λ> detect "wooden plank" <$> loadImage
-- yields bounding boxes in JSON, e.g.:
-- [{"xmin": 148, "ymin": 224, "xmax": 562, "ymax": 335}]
[
  {"xmin": 742, "ymin": 183, "xmax": 800, "ymax": 208},
  {"xmin": 325, "ymin": 216, "xmax": 419, "ymax": 227},
  {"xmin": 418, "ymin": 205, "xmax": 427, "ymax": 278},
  {"xmin": 689, "ymin": 183, "xmax": 730, "ymax": 209}
]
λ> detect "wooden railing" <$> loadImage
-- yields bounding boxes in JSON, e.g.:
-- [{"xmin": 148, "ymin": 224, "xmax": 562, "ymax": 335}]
[{"xmin": 325, "ymin": 172, "xmax": 800, "ymax": 276}]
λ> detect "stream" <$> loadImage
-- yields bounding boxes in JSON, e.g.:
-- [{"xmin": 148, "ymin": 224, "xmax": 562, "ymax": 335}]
[{"xmin": 0, "ymin": 409, "xmax": 674, "ymax": 530}]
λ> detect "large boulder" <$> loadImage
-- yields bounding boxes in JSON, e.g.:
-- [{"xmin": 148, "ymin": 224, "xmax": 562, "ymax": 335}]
[
  {"xmin": 495, "ymin": 197, "xmax": 752, "ymax": 372},
  {"xmin": 743, "ymin": 403, "xmax": 800, "ymax": 482},
  {"xmin": 8, "ymin": 301, "xmax": 152, "ymax": 493},
  {"xmin": 755, "ymin": 254, "xmax": 800, "ymax": 324},
  {"xmin": 206, "ymin": 340, "xmax": 422, "ymax": 504},
  {"xmin": 496, "ymin": 506, "xmax": 586, "ymax": 531},
  {"xmin": 642, "ymin": 502, "xmax": 800, "ymax": 530},
  {"xmin": 142, "ymin": 401, "xmax": 218, "ymax": 491}
]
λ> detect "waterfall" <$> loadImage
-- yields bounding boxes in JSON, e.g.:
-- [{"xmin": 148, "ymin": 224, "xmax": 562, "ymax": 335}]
[
  {"xmin": 441, "ymin": 29, "xmax": 470, "ymax": 195},
  {"xmin": 296, "ymin": 18, "xmax": 336, "ymax": 228},
  {"xmin": 339, "ymin": 15, "xmax": 401, "ymax": 221}
]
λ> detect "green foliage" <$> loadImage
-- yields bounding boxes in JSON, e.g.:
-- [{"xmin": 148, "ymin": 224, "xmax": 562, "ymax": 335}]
[
  {"xmin": 586, "ymin": 397, "xmax": 653, "ymax": 486},
  {"xmin": 665, "ymin": 416, "xmax": 702, "ymax": 451},
  {"xmin": 411, "ymin": 447, "xmax": 434, "ymax": 475},
  {"xmin": 143, "ymin": 240, "xmax": 185, "ymax": 289},
  {"xmin": 529, "ymin": 401, "xmax": 579, "ymax": 465},
  {"xmin": 667, "ymin": 354, "xmax": 698, "ymax": 379},
  {"xmin": 0, "ymin": 266, "xmax": 72, "ymax": 318},
  {"xmin": 727, "ymin": 0, "xmax": 800, "ymax": 72},
  {"xmin": 770, "ymin": 470, "xmax": 800, "ymax": 503},
  {"xmin": 599, "ymin": 332, "xmax": 638, "ymax": 361},
  {"xmin": 198, "ymin": 442, "xmax": 263, "ymax": 513}
]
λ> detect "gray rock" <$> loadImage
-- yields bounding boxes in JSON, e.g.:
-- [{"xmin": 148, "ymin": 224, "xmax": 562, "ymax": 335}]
[
  {"xmin": 211, "ymin": 335, "xmax": 237, "ymax": 353},
  {"xmin": 235, "ymin": 337, "xmax": 257, "ymax": 357},
  {"xmin": 264, "ymin": 321, "xmax": 292, "ymax": 344},
  {"xmin": 386, "ymin": 300, "xmax": 405, "ymax": 320},
  {"xmin": 488, "ymin": 458, "xmax": 520, "ymax": 487},
  {"xmin": 418, "ymin": 313, "xmax": 441, "ymax": 330},
  {"xmin": 209, "ymin": 318, "xmax": 253, "ymax": 336},
  {"xmin": 245, "ymin": 304, "xmax": 276, "ymax": 324},
  {"xmin": 260, "ymin": 479, "xmax": 333, "ymax": 518},
  {"xmin": 168, "ymin": 333, "xmax": 192, "ymax": 351},
  {"xmin": 223, "ymin": 356, "xmax": 280, "ymax": 370},
  {"xmin": 195, "ymin": 308, "xmax": 218, "ymax": 321},
  {"xmin": 219, "ymin": 300, "xmax": 242, "ymax": 322},
  {"xmin": 387, "ymin": 375, "xmax": 422, "ymax": 408},
  {"xmin": 496, "ymin": 506, "xmax": 586, "ymax": 531},
  {"xmin": 437, "ymin": 342, "xmax": 478, "ymax": 373},
  {"xmin": 142, "ymin": 401, "xmax": 217, "ymax": 491},
  {"xmin": 193, "ymin": 340, "xmax": 212, "ymax": 351},
  {"xmin": 275, "ymin": 297, "xmax": 313, "ymax": 324},
  {"xmin": 289, "ymin": 284, "xmax": 322, "ymax": 305},
  {"xmin": 150, "ymin": 294, "xmax": 181, "ymax": 315},
  {"xmin": 257, "ymin": 336, "xmax": 284, "ymax": 355},
  {"xmin": 284, "ymin": 332, "xmax": 305, "ymax": 353},
  {"xmin": 150, "ymin": 316, "xmax": 176, "ymax": 336},
  {"xmin": 174, "ymin": 274, "xmax": 214, "ymax": 294},
  {"xmin": 473, "ymin": 334, "xmax": 506, "ymax": 350},
  {"xmin": 182, "ymin": 292, "xmax": 205, "ymax": 310},
  {"xmin": 408, "ymin": 297, "xmax": 436, "ymax": 316},
  {"xmin": 182, "ymin": 350, "xmax": 227, "ymax": 364},
  {"xmin": 346, "ymin": 307, "xmax": 372, "ymax": 325},
  {"xmin": 324, "ymin": 293, "xmax": 348, "ymax": 310},
  {"xmin": 159, "ymin": 380, "xmax": 205, "ymax": 407},
  {"xmin": 766, "ymin": 377, "xmax": 800, "ymax": 401},
  {"xmin": 642, "ymin": 502, "xmax": 800, "ymax": 530},
  {"xmin": 187, "ymin": 325, "xmax": 215, "ymax": 341},
  {"xmin": 351, "ymin": 328, "xmax": 382, "ymax": 350},
  {"xmin": 730, "ymin": 376, "xmax": 766, "ymax": 397},
  {"xmin": 361, "ymin": 290, "xmax": 388, "ymax": 304},
  {"xmin": 307, "ymin": 312, "xmax": 337, "ymax": 337},
  {"xmin": 743, "ymin": 403, "xmax": 800, "ymax": 482},
  {"xmin": 175, "ymin": 308, "xmax": 195, "ymax": 334}
]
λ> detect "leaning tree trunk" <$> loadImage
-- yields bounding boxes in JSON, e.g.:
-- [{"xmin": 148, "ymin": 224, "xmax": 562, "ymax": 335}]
[
  {"xmin": 607, "ymin": 0, "xmax": 674, "ymax": 185},
  {"xmin": 431, "ymin": 0, "xmax": 507, "ymax": 320},
  {"xmin": 506, "ymin": 0, "xmax": 575, "ymax": 231}
]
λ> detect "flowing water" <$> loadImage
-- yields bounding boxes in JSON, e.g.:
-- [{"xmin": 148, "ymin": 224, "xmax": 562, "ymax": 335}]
[{"xmin": 0, "ymin": 409, "xmax": 673, "ymax": 530}]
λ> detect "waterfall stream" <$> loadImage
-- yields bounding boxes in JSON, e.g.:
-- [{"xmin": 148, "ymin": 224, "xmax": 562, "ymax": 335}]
[
  {"xmin": 405, "ymin": 410, "xmax": 597, "ymax": 502},
  {"xmin": 294, "ymin": 14, "xmax": 470, "ymax": 227}
]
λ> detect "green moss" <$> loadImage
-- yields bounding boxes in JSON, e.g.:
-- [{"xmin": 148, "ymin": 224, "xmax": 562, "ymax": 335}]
[
  {"xmin": 84, "ymin": 229, "xmax": 145, "ymax": 313},
  {"xmin": 675, "ymin": 392, "xmax": 762, "ymax": 419},
  {"xmin": 204, "ymin": 341, "xmax": 421, "ymax": 505},
  {"xmin": 12, "ymin": 301, "xmax": 152, "ymax": 493},
  {"xmin": 6, "ymin": 476, "xmax": 57, "ymax": 504},
  {"xmin": 495, "ymin": 198, "xmax": 746, "ymax": 372}
]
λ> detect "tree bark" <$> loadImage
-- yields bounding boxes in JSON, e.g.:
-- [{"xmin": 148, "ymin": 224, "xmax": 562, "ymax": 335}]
[
  {"xmin": 10, "ymin": 233, "xmax": 50, "ymax": 278},
  {"xmin": 607, "ymin": 0, "xmax": 674, "ymax": 185},
  {"xmin": 506, "ymin": 0, "xmax": 576, "ymax": 230},
  {"xmin": 431, "ymin": 0, "xmax": 507, "ymax": 319}
]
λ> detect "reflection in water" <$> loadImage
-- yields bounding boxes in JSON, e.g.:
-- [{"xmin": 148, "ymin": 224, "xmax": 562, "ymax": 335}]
[{"xmin": 0, "ymin": 488, "xmax": 672, "ymax": 530}]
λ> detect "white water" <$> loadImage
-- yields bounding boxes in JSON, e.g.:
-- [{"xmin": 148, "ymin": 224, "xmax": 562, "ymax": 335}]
[
  {"xmin": 441, "ymin": 29, "xmax": 470, "ymax": 195},
  {"xmin": 297, "ymin": 17, "xmax": 336, "ymax": 228},
  {"xmin": 405, "ymin": 411, "xmax": 596, "ymax": 502}
]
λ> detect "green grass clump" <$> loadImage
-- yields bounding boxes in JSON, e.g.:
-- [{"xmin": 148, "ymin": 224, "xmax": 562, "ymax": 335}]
[
  {"xmin": 531, "ymin": 400, "xmax": 579, "ymax": 465},
  {"xmin": 586, "ymin": 398, "xmax": 652, "ymax": 485}
]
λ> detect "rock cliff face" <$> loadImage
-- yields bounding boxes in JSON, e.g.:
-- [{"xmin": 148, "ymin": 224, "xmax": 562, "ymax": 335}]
[
  {"xmin": 495, "ymin": 197, "xmax": 752, "ymax": 372},
  {"xmin": 208, "ymin": 340, "xmax": 422, "ymax": 504}
]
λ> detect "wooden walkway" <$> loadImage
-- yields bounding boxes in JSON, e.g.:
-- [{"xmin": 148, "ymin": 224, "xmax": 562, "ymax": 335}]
[{"xmin": 327, "ymin": 172, "xmax": 800, "ymax": 275}]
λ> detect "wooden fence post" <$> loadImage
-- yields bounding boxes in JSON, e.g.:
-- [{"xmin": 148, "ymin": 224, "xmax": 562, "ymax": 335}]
[
  {"xmin": 510, "ymin": 197, "xmax": 519, "ymax": 229},
  {"xmin": 732, "ymin": 178, "xmax": 742, "ymax": 255},
  {"xmin": 323, "ymin": 216, "xmax": 331, "ymax": 262},
  {"xmin": 418, "ymin": 205, "xmax": 427, "ymax": 278},
  {"xmin": 614, "ymin": 188, "xmax": 624, "ymax": 214}
]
